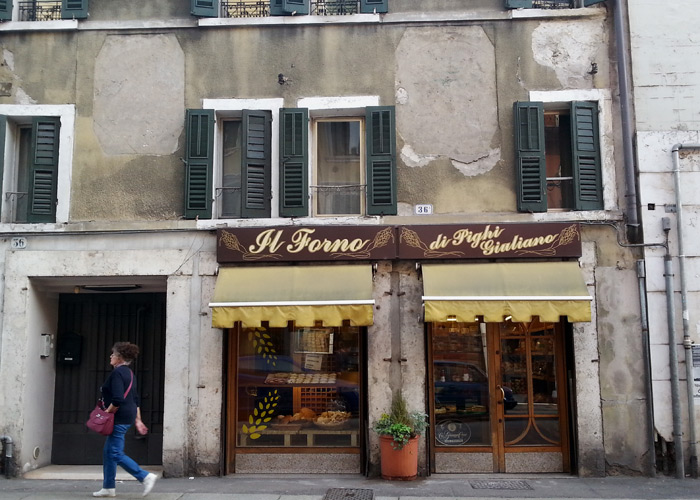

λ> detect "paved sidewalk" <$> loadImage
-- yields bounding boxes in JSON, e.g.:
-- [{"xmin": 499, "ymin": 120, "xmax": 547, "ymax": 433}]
[{"xmin": 0, "ymin": 468, "xmax": 699, "ymax": 500}]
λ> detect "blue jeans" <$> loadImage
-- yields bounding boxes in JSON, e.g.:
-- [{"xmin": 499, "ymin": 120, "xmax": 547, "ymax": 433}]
[{"xmin": 103, "ymin": 424, "xmax": 148, "ymax": 489}]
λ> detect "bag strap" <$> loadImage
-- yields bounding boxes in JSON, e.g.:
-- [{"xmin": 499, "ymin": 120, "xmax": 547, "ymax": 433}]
[{"xmin": 123, "ymin": 369, "xmax": 134, "ymax": 398}]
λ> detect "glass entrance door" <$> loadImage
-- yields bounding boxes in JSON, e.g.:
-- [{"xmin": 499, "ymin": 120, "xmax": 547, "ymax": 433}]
[{"xmin": 429, "ymin": 319, "xmax": 570, "ymax": 473}]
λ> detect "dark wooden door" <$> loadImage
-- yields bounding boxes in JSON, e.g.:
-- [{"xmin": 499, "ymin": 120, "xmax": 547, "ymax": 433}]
[{"xmin": 52, "ymin": 293, "xmax": 166, "ymax": 465}]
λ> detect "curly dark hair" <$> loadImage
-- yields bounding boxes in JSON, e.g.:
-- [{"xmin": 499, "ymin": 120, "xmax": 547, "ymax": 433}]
[{"xmin": 112, "ymin": 342, "xmax": 140, "ymax": 363}]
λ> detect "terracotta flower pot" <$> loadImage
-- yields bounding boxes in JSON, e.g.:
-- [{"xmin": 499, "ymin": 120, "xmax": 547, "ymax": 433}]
[{"xmin": 379, "ymin": 434, "xmax": 419, "ymax": 480}]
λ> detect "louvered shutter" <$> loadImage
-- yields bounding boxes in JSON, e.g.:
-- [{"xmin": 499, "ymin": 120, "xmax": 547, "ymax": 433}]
[
  {"xmin": 360, "ymin": 0, "xmax": 387, "ymax": 14},
  {"xmin": 0, "ymin": 0, "xmax": 12, "ymax": 20},
  {"xmin": 241, "ymin": 110, "xmax": 272, "ymax": 218},
  {"xmin": 571, "ymin": 101, "xmax": 603, "ymax": 210},
  {"xmin": 366, "ymin": 106, "xmax": 396, "ymax": 216},
  {"xmin": 191, "ymin": 0, "xmax": 218, "ymax": 17},
  {"xmin": 270, "ymin": 0, "xmax": 308, "ymax": 16},
  {"xmin": 28, "ymin": 117, "xmax": 60, "ymax": 223},
  {"xmin": 504, "ymin": 0, "xmax": 533, "ymax": 8},
  {"xmin": 185, "ymin": 109, "xmax": 214, "ymax": 219},
  {"xmin": 61, "ymin": 0, "xmax": 88, "ymax": 19},
  {"xmin": 0, "ymin": 116, "xmax": 5, "ymax": 218},
  {"xmin": 279, "ymin": 108, "xmax": 308, "ymax": 217},
  {"xmin": 514, "ymin": 102, "xmax": 547, "ymax": 213}
]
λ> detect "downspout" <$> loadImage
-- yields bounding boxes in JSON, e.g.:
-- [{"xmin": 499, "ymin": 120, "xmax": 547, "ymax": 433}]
[
  {"xmin": 672, "ymin": 143, "xmax": 700, "ymax": 477},
  {"xmin": 661, "ymin": 217, "xmax": 684, "ymax": 478},
  {"xmin": 636, "ymin": 260, "xmax": 656, "ymax": 476},
  {"xmin": 613, "ymin": 0, "xmax": 640, "ymax": 240},
  {"xmin": 0, "ymin": 435, "xmax": 12, "ymax": 478}
]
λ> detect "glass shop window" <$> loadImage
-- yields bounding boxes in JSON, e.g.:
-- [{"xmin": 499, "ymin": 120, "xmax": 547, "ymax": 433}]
[{"xmin": 236, "ymin": 324, "xmax": 361, "ymax": 448}]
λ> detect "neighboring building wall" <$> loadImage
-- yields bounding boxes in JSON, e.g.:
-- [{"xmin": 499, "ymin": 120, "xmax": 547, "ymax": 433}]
[{"xmin": 631, "ymin": 0, "xmax": 700, "ymax": 474}]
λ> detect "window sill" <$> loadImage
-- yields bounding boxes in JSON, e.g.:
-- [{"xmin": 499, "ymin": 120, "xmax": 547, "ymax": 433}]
[{"xmin": 0, "ymin": 19, "xmax": 78, "ymax": 32}]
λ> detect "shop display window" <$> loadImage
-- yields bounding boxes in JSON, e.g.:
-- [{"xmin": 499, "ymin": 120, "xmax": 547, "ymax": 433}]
[
  {"xmin": 236, "ymin": 324, "xmax": 361, "ymax": 448},
  {"xmin": 432, "ymin": 321, "xmax": 492, "ymax": 447}
]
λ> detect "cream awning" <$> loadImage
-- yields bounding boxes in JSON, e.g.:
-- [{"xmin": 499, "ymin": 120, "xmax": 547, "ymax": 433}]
[
  {"xmin": 210, "ymin": 265, "xmax": 374, "ymax": 328},
  {"xmin": 422, "ymin": 262, "xmax": 591, "ymax": 323}
]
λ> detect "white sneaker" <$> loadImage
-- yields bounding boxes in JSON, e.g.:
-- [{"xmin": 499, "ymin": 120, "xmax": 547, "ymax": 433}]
[
  {"xmin": 92, "ymin": 488, "xmax": 116, "ymax": 498},
  {"xmin": 142, "ymin": 472, "xmax": 158, "ymax": 497}
]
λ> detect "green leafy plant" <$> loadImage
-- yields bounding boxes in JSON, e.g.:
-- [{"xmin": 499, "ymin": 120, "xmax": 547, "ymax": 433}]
[{"xmin": 372, "ymin": 392, "xmax": 428, "ymax": 450}]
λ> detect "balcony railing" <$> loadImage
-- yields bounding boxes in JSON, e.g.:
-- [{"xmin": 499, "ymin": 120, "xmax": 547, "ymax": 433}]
[
  {"xmin": 221, "ymin": 0, "xmax": 360, "ymax": 18},
  {"xmin": 18, "ymin": 0, "xmax": 62, "ymax": 21}
]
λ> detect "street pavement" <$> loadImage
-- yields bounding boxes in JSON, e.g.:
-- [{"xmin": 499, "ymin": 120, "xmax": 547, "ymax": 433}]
[{"xmin": 1, "ymin": 471, "xmax": 700, "ymax": 500}]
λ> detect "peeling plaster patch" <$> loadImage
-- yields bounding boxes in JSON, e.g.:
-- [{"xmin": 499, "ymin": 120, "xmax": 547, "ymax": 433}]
[
  {"xmin": 395, "ymin": 27, "xmax": 500, "ymax": 174},
  {"xmin": 401, "ymin": 144, "xmax": 437, "ymax": 167},
  {"xmin": 532, "ymin": 19, "xmax": 606, "ymax": 88},
  {"xmin": 451, "ymin": 148, "xmax": 502, "ymax": 177},
  {"xmin": 3, "ymin": 49, "xmax": 15, "ymax": 71},
  {"xmin": 15, "ymin": 87, "xmax": 37, "ymax": 105},
  {"xmin": 93, "ymin": 34, "xmax": 185, "ymax": 156}
]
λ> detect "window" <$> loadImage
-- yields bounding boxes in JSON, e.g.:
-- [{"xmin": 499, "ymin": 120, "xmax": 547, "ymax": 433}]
[
  {"xmin": 190, "ymin": 0, "xmax": 387, "ymax": 18},
  {"xmin": 514, "ymin": 101, "xmax": 602, "ymax": 213},
  {"xmin": 504, "ymin": 0, "xmax": 604, "ymax": 9},
  {"xmin": 0, "ymin": 115, "xmax": 63, "ymax": 223},
  {"xmin": 0, "ymin": 0, "xmax": 88, "ymax": 21},
  {"xmin": 185, "ymin": 101, "xmax": 396, "ymax": 220},
  {"xmin": 185, "ymin": 109, "xmax": 272, "ymax": 220},
  {"xmin": 279, "ymin": 106, "xmax": 396, "ymax": 218},
  {"xmin": 314, "ymin": 119, "xmax": 364, "ymax": 216}
]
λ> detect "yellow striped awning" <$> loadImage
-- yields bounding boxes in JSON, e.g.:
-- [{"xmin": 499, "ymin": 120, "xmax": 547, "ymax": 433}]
[
  {"xmin": 210, "ymin": 265, "xmax": 374, "ymax": 328},
  {"xmin": 422, "ymin": 262, "xmax": 591, "ymax": 323}
]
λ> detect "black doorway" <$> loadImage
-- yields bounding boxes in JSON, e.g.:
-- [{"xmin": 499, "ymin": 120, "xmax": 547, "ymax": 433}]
[{"xmin": 52, "ymin": 293, "xmax": 166, "ymax": 465}]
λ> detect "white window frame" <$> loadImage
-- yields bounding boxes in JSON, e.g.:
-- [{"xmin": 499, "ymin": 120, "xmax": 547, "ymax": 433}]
[
  {"xmin": 528, "ymin": 89, "xmax": 615, "ymax": 216},
  {"xmin": 298, "ymin": 95, "xmax": 379, "ymax": 218},
  {"xmin": 0, "ymin": 104, "xmax": 75, "ymax": 225},
  {"xmin": 202, "ymin": 98, "xmax": 283, "ymax": 219}
]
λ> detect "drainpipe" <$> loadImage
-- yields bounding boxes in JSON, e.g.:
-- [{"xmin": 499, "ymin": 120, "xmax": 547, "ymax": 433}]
[
  {"xmin": 661, "ymin": 217, "xmax": 685, "ymax": 478},
  {"xmin": 0, "ymin": 435, "xmax": 13, "ymax": 478},
  {"xmin": 636, "ymin": 260, "xmax": 656, "ymax": 476},
  {"xmin": 613, "ymin": 0, "xmax": 640, "ymax": 240},
  {"xmin": 672, "ymin": 143, "xmax": 700, "ymax": 477}
]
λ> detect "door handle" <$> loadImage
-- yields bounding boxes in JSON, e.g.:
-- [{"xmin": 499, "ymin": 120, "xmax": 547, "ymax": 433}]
[{"xmin": 497, "ymin": 385, "xmax": 505, "ymax": 404}]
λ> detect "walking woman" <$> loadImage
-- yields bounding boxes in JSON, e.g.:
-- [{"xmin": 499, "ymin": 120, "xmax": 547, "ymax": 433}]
[{"xmin": 93, "ymin": 342, "xmax": 158, "ymax": 498}]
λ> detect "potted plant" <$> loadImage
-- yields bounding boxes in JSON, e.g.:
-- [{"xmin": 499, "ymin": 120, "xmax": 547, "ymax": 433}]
[{"xmin": 372, "ymin": 391, "xmax": 428, "ymax": 480}]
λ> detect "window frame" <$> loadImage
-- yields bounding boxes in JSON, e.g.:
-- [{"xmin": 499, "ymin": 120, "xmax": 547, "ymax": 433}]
[
  {"xmin": 311, "ymin": 116, "xmax": 366, "ymax": 217},
  {"xmin": 0, "ymin": 105, "xmax": 74, "ymax": 225},
  {"xmin": 197, "ymin": 98, "xmax": 283, "ymax": 220},
  {"xmin": 515, "ymin": 89, "xmax": 613, "ymax": 214}
]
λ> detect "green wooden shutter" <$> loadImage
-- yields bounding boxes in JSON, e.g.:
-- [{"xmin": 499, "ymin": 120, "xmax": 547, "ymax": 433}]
[
  {"xmin": 279, "ymin": 108, "xmax": 308, "ymax": 217},
  {"xmin": 185, "ymin": 109, "xmax": 214, "ymax": 219},
  {"xmin": 61, "ymin": 0, "xmax": 88, "ymax": 19},
  {"xmin": 191, "ymin": 0, "xmax": 218, "ymax": 17},
  {"xmin": 0, "ymin": 116, "xmax": 6, "ymax": 218},
  {"xmin": 28, "ymin": 117, "xmax": 60, "ymax": 223},
  {"xmin": 241, "ymin": 110, "xmax": 272, "ymax": 218},
  {"xmin": 504, "ymin": 0, "xmax": 533, "ymax": 8},
  {"xmin": 584, "ymin": 0, "xmax": 606, "ymax": 5},
  {"xmin": 571, "ymin": 101, "xmax": 603, "ymax": 210},
  {"xmin": 514, "ymin": 102, "xmax": 547, "ymax": 213},
  {"xmin": 360, "ymin": 0, "xmax": 387, "ymax": 14},
  {"xmin": 0, "ymin": 0, "xmax": 12, "ymax": 20},
  {"xmin": 270, "ymin": 0, "xmax": 308, "ymax": 16},
  {"xmin": 366, "ymin": 106, "xmax": 396, "ymax": 216}
]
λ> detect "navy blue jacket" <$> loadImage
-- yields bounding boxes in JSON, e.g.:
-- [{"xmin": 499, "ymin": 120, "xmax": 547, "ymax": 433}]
[{"xmin": 101, "ymin": 365, "xmax": 140, "ymax": 425}]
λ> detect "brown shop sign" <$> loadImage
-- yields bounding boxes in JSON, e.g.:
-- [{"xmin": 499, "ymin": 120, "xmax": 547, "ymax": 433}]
[{"xmin": 216, "ymin": 223, "xmax": 581, "ymax": 263}]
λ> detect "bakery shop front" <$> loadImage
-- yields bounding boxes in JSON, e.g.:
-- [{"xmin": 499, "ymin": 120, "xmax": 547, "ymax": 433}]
[{"xmin": 210, "ymin": 223, "xmax": 591, "ymax": 474}]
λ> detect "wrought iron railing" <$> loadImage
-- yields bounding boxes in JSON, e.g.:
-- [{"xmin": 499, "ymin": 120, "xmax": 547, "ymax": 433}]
[
  {"xmin": 221, "ymin": 0, "xmax": 361, "ymax": 18},
  {"xmin": 18, "ymin": 0, "xmax": 62, "ymax": 21}
]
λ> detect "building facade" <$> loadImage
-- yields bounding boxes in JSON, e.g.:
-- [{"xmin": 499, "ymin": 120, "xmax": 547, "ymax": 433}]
[{"xmin": 0, "ymin": 0, "xmax": 651, "ymax": 477}]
